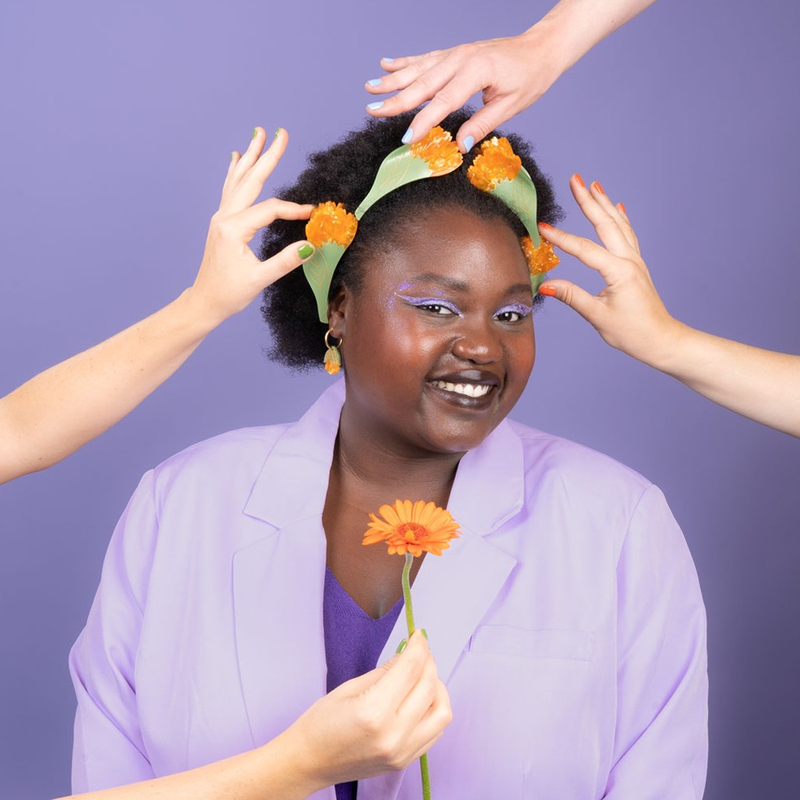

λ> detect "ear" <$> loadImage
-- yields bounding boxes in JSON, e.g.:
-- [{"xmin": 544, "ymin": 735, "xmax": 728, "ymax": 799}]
[{"xmin": 327, "ymin": 287, "xmax": 350, "ymax": 337}]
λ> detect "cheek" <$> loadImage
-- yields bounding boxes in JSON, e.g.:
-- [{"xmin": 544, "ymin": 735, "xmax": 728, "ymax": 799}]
[{"xmin": 506, "ymin": 328, "xmax": 536, "ymax": 385}]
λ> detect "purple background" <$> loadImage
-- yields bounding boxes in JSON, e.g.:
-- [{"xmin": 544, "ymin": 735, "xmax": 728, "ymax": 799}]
[{"xmin": 1, "ymin": 1, "xmax": 798, "ymax": 798}]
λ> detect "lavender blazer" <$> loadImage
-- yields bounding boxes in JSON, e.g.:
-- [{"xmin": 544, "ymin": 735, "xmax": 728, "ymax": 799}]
[{"xmin": 70, "ymin": 381, "xmax": 707, "ymax": 799}]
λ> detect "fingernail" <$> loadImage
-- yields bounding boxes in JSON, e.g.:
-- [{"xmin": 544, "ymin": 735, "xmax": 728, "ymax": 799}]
[
  {"xmin": 395, "ymin": 638, "xmax": 408, "ymax": 654},
  {"xmin": 573, "ymin": 173, "xmax": 585, "ymax": 188},
  {"xmin": 592, "ymin": 181, "xmax": 605, "ymax": 196},
  {"xmin": 619, "ymin": 201, "xmax": 628, "ymax": 215},
  {"xmin": 538, "ymin": 285, "xmax": 557, "ymax": 297},
  {"xmin": 367, "ymin": 101, "xmax": 384, "ymax": 111},
  {"xmin": 252, "ymin": 127, "xmax": 258, "ymax": 140},
  {"xmin": 538, "ymin": 221, "xmax": 553, "ymax": 230},
  {"xmin": 401, "ymin": 127, "xmax": 413, "ymax": 145},
  {"xmin": 463, "ymin": 135, "xmax": 475, "ymax": 152},
  {"xmin": 274, "ymin": 127, "xmax": 281, "ymax": 139},
  {"xmin": 297, "ymin": 243, "xmax": 315, "ymax": 259},
  {"xmin": 230, "ymin": 151, "xmax": 236, "ymax": 162},
  {"xmin": 382, "ymin": 57, "xmax": 395, "ymax": 64},
  {"xmin": 367, "ymin": 78, "xmax": 382, "ymax": 87},
  {"xmin": 420, "ymin": 628, "xmax": 428, "ymax": 640}
]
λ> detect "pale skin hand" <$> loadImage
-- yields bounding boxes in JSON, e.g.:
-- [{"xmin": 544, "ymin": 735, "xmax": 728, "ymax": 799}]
[
  {"xmin": 365, "ymin": 0, "xmax": 658, "ymax": 150},
  {"xmin": 53, "ymin": 632, "xmax": 451, "ymax": 800},
  {"xmin": 0, "ymin": 128, "xmax": 315, "ymax": 484},
  {"xmin": 537, "ymin": 175, "xmax": 800, "ymax": 438}
]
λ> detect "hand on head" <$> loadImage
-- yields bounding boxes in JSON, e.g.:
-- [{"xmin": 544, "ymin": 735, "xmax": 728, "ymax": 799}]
[
  {"xmin": 364, "ymin": 30, "xmax": 560, "ymax": 152},
  {"xmin": 188, "ymin": 128, "xmax": 316, "ymax": 325},
  {"xmin": 537, "ymin": 175, "xmax": 682, "ymax": 368}
]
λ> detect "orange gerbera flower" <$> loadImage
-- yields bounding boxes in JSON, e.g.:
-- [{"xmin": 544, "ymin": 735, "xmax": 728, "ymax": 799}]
[
  {"xmin": 410, "ymin": 126, "xmax": 463, "ymax": 177},
  {"xmin": 521, "ymin": 235, "xmax": 560, "ymax": 276},
  {"xmin": 467, "ymin": 136, "xmax": 522, "ymax": 191},
  {"xmin": 363, "ymin": 499, "xmax": 461, "ymax": 557},
  {"xmin": 305, "ymin": 201, "xmax": 358, "ymax": 248}
]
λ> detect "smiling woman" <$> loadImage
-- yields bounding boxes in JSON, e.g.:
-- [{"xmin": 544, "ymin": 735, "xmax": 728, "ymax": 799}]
[{"xmin": 69, "ymin": 111, "xmax": 708, "ymax": 800}]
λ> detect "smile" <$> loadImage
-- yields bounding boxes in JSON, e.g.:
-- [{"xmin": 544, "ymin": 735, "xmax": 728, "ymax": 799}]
[{"xmin": 431, "ymin": 381, "xmax": 492, "ymax": 398}]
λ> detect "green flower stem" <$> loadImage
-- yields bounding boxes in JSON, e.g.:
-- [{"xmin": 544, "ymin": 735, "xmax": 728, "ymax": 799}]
[{"xmin": 401, "ymin": 552, "xmax": 431, "ymax": 800}]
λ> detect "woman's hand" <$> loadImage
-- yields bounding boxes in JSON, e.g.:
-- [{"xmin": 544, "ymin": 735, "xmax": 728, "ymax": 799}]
[
  {"xmin": 365, "ymin": 28, "xmax": 562, "ymax": 152},
  {"xmin": 281, "ymin": 630, "xmax": 452, "ymax": 792},
  {"xmin": 186, "ymin": 127, "xmax": 315, "ymax": 326},
  {"xmin": 537, "ymin": 175, "xmax": 683, "ymax": 369},
  {"xmin": 364, "ymin": 0, "xmax": 659, "ymax": 151}
]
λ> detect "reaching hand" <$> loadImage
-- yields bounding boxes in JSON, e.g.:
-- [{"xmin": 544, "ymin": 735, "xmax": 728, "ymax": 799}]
[
  {"xmin": 537, "ymin": 175, "xmax": 682, "ymax": 367},
  {"xmin": 364, "ymin": 29, "xmax": 561, "ymax": 152},
  {"xmin": 188, "ymin": 127, "xmax": 315, "ymax": 325},
  {"xmin": 285, "ymin": 630, "xmax": 452, "ymax": 788}
]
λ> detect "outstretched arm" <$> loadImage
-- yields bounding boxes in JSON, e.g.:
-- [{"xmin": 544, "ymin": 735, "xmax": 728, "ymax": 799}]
[
  {"xmin": 537, "ymin": 175, "xmax": 800, "ymax": 438},
  {"xmin": 0, "ymin": 128, "xmax": 315, "ymax": 484},
  {"xmin": 58, "ymin": 630, "xmax": 449, "ymax": 800},
  {"xmin": 365, "ymin": 0, "xmax": 658, "ymax": 149}
]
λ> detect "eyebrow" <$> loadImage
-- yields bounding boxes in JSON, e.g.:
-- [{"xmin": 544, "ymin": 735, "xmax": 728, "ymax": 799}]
[{"xmin": 404, "ymin": 273, "xmax": 532, "ymax": 296}]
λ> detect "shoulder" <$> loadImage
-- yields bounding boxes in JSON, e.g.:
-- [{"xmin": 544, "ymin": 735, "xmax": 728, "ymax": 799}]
[
  {"xmin": 149, "ymin": 424, "xmax": 291, "ymax": 497},
  {"xmin": 509, "ymin": 420, "xmax": 653, "ymax": 495}
]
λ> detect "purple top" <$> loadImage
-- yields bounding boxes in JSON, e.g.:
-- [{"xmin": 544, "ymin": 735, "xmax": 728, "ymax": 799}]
[{"xmin": 324, "ymin": 567, "xmax": 404, "ymax": 800}]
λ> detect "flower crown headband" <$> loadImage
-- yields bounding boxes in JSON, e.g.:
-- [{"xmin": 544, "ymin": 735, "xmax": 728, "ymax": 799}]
[{"xmin": 302, "ymin": 127, "xmax": 559, "ymax": 323}]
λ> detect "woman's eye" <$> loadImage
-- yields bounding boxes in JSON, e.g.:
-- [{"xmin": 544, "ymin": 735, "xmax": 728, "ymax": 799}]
[
  {"xmin": 495, "ymin": 306, "xmax": 531, "ymax": 323},
  {"xmin": 421, "ymin": 303, "xmax": 456, "ymax": 315}
]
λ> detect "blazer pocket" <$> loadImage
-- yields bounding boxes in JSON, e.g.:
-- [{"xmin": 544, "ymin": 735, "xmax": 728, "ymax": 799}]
[{"xmin": 469, "ymin": 625, "xmax": 596, "ymax": 662}]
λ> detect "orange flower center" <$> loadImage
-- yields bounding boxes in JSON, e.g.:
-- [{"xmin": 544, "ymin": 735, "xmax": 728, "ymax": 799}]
[{"xmin": 397, "ymin": 522, "xmax": 428, "ymax": 542}]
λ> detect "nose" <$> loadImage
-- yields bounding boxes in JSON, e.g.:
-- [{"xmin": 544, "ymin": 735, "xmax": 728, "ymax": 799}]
[{"xmin": 451, "ymin": 319, "xmax": 503, "ymax": 364}]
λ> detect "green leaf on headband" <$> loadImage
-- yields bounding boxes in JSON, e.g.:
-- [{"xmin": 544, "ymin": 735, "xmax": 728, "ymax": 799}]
[
  {"xmin": 354, "ymin": 145, "xmax": 433, "ymax": 219},
  {"xmin": 491, "ymin": 166, "xmax": 540, "ymax": 246},
  {"xmin": 303, "ymin": 241, "xmax": 347, "ymax": 323}
]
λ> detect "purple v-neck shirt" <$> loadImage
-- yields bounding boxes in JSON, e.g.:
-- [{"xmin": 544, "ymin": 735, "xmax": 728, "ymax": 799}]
[{"xmin": 323, "ymin": 567, "xmax": 404, "ymax": 800}]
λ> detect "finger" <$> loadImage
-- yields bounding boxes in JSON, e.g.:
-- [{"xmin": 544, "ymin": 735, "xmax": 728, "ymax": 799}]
[
  {"xmin": 233, "ymin": 198, "xmax": 314, "ymax": 241},
  {"xmin": 226, "ymin": 129, "xmax": 290, "ymax": 213},
  {"xmin": 366, "ymin": 58, "xmax": 464, "ymax": 130},
  {"xmin": 570, "ymin": 175, "xmax": 636, "ymax": 257},
  {"xmin": 255, "ymin": 239, "xmax": 317, "ymax": 287},
  {"xmin": 406, "ymin": 680, "xmax": 452, "ymax": 761},
  {"xmin": 454, "ymin": 94, "xmax": 521, "ymax": 151},
  {"xmin": 220, "ymin": 151, "xmax": 242, "ymax": 202},
  {"xmin": 615, "ymin": 201, "xmax": 640, "ymax": 254},
  {"xmin": 377, "ymin": 50, "xmax": 449, "ymax": 75},
  {"xmin": 538, "ymin": 278, "xmax": 607, "ymax": 328},
  {"xmin": 394, "ymin": 646, "xmax": 440, "ymax": 727},
  {"xmin": 230, "ymin": 127, "xmax": 268, "ymax": 183},
  {"xmin": 537, "ymin": 221, "xmax": 623, "ymax": 282},
  {"xmin": 365, "ymin": 630, "xmax": 431, "ymax": 710},
  {"xmin": 366, "ymin": 50, "xmax": 450, "ymax": 94}
]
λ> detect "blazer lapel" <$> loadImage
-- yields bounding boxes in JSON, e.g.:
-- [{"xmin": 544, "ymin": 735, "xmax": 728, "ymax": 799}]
[
  {"xmin": 234, "ymin": 382, "xmax": 344, "ymax": 750},
  {"xmin": 360, "ymin": 420, "xmax": 524, "ymax": 800}
]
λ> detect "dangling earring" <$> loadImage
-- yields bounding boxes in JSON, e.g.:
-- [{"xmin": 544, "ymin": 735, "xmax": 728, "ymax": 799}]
[{"xmin": 324, "ymin": 330, "xmax": 342, "ymax": 375}]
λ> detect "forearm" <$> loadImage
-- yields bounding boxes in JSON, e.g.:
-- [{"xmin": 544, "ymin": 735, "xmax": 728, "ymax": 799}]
[
  {"xmin": 57, "ymin": 732, "xmax": 325, "ymax": 800},
  {"xmin": 651, "ymin": 322, "xmax": 800, "ymax": 437},
  {"xmin": 0, "ymin": 288, "xmax": 214, "ymax": 483},
  {"xmin": 526, "ymin": 0, "xmax": 659, "ymax": 73}
]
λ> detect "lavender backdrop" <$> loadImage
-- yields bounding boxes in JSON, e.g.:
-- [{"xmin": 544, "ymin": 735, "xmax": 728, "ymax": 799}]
[{"xmin": 1, "ymin": 2, "xmax": 798, "ymax": 798}]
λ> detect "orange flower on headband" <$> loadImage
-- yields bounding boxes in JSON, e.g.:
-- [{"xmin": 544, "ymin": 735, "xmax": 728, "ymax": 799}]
[
  {"xmin": 410, "ymin": 126, "xmax": 463, "ymax": 176},
  {"xmin": 363, "ymin": 499, "xmax": 461, "ymax": 557},
  {"xmin": 522, "ymin": 235, "xmax": 560, "ymax": 276},
  {"xmin": 305, "ymin": 201, "xmax": 358, "ymax": 248},
  {"xmin": 467, "ymin": 136, "xmax": 522, "ymax": 191}
]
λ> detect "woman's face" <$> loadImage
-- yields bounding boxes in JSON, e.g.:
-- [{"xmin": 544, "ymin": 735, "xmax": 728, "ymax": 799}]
[{"xmin": 333, "ymin": 206, "xmax": 536, "ymax": 456}]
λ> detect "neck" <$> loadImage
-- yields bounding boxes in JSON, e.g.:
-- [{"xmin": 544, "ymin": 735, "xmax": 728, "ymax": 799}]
[{"xmin": 335, "ymin": 400, "xmax": 464, "ymax": 512}]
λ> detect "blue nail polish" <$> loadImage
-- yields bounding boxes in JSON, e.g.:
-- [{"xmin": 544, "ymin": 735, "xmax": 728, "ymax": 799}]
[
  {"xmin": 367, "ymin": 101, "xmax": 384, "ymax": 111},
  {"xmin": 367, "ymin": 78, "xmax": 382, "ymax": 87},
  {"xmin": 401, "ymin": 127, "xmax": 413, "ymax": 145},
  {"xmin": 383, "ymin": 57, "xmax": 395, "ymax": 63},
  {"xmin": 463, "ymin": 135, "xmax": 475, "ymax": 152}
]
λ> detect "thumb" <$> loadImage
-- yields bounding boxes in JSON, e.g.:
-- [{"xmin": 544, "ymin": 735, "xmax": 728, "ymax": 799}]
[
  {"xmin": 539, "ymin": 279, "xmax": 604, "ymax": 327},
  {"xmin": 257, "ymin": 240, "xmax": 315, "ymax": 288}
]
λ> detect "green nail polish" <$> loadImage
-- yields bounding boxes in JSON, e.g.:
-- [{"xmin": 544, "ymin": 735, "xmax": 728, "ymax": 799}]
[
  {"xmin": 421, "ymin": 628, "xmax": 428, "ymax": 640},
  {"xmin": 252, "ymin": 127, "xmax": 258, "ymax": 139},
  {"xmin": 230, "ymin": 151, "xmax": 236, "ymax": 162},
  {"xmin": 274, "ymin": 128, "xmax": 281, "ymax": 139},
  {"xmin": 395, "ymin": 638, "xmax": 408, "ymax": 654},
  {"xmin": 297, "ymin": 243, "xmax": 314, "ymax": 259}
]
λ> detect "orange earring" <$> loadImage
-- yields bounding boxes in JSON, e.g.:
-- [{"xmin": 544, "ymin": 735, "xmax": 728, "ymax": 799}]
[{"xmin": 324, "ymin": 330, "xmax": 342, "ymax": 375}]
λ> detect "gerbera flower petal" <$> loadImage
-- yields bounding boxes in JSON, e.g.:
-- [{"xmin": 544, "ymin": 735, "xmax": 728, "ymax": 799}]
[{"xmin": 362, "ymin": 498, "xmax": 461, "ymax": 556}]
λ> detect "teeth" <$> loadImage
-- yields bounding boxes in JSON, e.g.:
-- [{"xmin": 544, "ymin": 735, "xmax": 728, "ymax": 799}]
[{"xmin": 432, "ymin": 381, "xmax": 491, "ymax": 398}]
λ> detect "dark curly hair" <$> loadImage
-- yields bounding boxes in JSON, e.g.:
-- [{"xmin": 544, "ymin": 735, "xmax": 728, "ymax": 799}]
[{"xmin": 259, "ymin": 108, "xmax": 562, "ymax": 371}]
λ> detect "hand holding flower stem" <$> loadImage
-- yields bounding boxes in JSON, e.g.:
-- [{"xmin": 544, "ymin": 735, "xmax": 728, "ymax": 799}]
[{"xmin": 363, "ymin": 500, "xmax": 461, "ymax": 800}]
